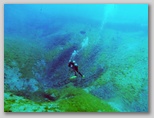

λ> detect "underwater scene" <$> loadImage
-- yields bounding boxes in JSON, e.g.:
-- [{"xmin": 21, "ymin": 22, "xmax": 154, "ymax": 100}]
[{"xmin": 4, "ymin": 4, "xmax": 148, "ymax": 112}]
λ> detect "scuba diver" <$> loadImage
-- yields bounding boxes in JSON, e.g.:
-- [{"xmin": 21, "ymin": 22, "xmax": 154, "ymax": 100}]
[{"xmin": 68, "ymin": 60, "xmax": 83, "ymax": 78}]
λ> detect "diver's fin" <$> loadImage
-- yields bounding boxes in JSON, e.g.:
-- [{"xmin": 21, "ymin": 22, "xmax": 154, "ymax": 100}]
[
  {"xmin": 69, "ymin": 75, "xmax": 77, "ymax": 80},
  {"xmin": 81, "ymin": 75, "xmax": 85, "ymax": 79}
]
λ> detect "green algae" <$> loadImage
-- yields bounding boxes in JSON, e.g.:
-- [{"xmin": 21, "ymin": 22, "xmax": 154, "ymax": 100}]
[
  {"xmin": 54, "ymin": 86, "xmax": 119, "ymax": 112},
  {"xmin": 4, "ymin": 86, "xmax": 119, "ymax": 112},
  {"xmin": 4, "ymin": 92, "xmax": 59, "ymax": 112},
  {"xmin": 4, "ymin": 37, "xmax": 44, "ymax": 78}
]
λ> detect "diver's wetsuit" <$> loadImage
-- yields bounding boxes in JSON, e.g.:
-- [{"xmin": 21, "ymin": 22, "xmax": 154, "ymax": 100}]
[{"xmin": 68, "ymin": 60, "xmax": 83, "ymax": 77}]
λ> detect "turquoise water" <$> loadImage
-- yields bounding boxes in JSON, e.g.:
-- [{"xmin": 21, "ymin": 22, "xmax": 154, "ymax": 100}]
[{"xmin": 4, "ymin": 4, "xmax": 148, "ymax": 112}]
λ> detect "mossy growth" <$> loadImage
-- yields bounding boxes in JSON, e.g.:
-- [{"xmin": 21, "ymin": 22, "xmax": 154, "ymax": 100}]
[
  {"xmin": 54, "ymin": 86, "xmax": 119, "ymax": 112},
  {"xmin": 4, "ymin": 85, "xmax": 119, "ymax": 112},
  {"xmin": 4, "ymin": 37, "xmax": 46, "ymax": 78},
  {"xmin": 4, "ymin": 36, "xmax": 72, "ymax": 79},
  {"xmin": 4, "ymin": 92, "xmax": 59, "ymax": 112},
  {"xmin": 44, "ymin": 46, "xmax": 62, "ymax": 62}
]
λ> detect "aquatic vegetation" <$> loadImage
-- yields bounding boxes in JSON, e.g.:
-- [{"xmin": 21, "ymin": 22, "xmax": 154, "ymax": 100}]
[
  {"xmin": 4, "ymin": 86, "xmax": 119, "ymax": 112},
  {"xmin": 4, "ymin": 64, "xmax": 41, "ymax": 95},
  {"xmin": 4, "ymin": 92, "xmax": 59, "ymax": 112},
  {"xmin": 46, "ymin": 86, "xmax": 119, "ymax": 112},
  {"xmin": 4, "ymin": 37, "xmax": 45, "ymax": 78}
]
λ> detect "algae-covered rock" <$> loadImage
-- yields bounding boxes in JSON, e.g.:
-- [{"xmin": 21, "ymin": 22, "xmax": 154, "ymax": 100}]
[
  {"xmin": 55, "ymin": 86, "xmax": 119, "ymax": 112},
  {"xmin": 4, "ymin": 92, "xmax": 59, "ymax": 112},
  {"xmin": 4, "ymin": 86, "xmax": 119, "ymax": 112}
]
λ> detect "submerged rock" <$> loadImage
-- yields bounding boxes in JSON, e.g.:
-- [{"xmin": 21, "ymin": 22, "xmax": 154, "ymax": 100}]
[{"xmin": 80, "ymin": 31, "xmax": 86, "ymax": 35}]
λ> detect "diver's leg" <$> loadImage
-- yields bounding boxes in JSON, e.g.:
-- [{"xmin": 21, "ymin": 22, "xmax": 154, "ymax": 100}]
[
  {"xmin": 77, "ymin": 71, "xmax": 83, "ymax": 77},
  {"xmin": 74, "ymin": 71, "xmax": 77, "ymax": 76}
]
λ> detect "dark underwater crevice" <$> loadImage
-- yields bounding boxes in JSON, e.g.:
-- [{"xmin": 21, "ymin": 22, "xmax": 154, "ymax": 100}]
[
  {"xmin": 11, "ymin": 90, "xmax": 58, "ymax": 103},
  {"xmin": 42, "ymin": 46, "xmax": 78, "ymax": 88},
  {"xmin": 73, "ymin": 66, "xmax": 107, "ymax": 87}
]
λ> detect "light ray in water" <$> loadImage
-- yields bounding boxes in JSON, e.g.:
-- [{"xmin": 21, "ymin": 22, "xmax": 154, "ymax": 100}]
[
  {"xmin": 70, "ymin": 37, "xmax": 89, "ymax": 61},
  {"xmin": 100, "ymin": 4, "xmax": 117, "ymax": 30}
]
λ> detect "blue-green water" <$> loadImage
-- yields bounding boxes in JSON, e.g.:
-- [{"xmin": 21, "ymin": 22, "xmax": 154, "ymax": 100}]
[{"xmin": 4, "ymin": 4, "xmax": 148, "ymax": 112}]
